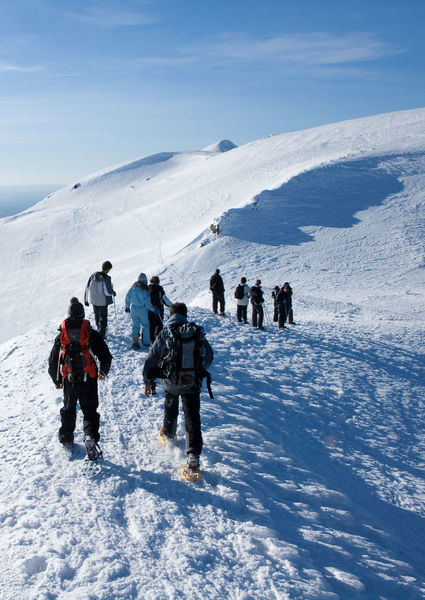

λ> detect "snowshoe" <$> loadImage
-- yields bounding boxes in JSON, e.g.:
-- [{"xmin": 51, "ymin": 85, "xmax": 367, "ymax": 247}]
[
  {"xmin": 84, "ymin": 436, "xmax": 103, "ymax": 461},
  {"xmin": 181, "ymin": 454, "xmax": 200, "ymax": 482},
  {"xmin": 158, "ymin": 426, "xmax": 176, "ymax": 448}
]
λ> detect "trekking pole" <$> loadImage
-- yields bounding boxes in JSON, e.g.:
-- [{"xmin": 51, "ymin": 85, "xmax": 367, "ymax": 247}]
[
  {"xmin": 263, "ymin": 303, "xmax": 272, "ymax": 326},
  {"xmin": 113, "ymin": 296, "xmax": 118, "ymax": 333}
]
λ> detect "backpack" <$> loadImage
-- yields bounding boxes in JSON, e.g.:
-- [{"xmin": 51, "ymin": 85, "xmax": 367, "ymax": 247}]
[
  {"xmin": 60, "ymin": 319, "xmax": 97, "ymax": 383},
  {"xmin": 234, "ymin": 284, "xmax": 245, "ymax": 300},
  {"xmin": 159, "ymin": 323, "xmax": 213, "ymax": 397},
  {"xmin": 149, "ymin": 284, "xmax": 164, "ymax": 308},
  {"xmin": 250, "ymin": 286, "xmax": 264, "ymax": 305}
]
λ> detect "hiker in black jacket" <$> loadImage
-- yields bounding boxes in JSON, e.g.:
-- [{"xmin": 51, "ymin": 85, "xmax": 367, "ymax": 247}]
[
  {"xmin": 148, "ymin": 275, "xmax": 173, "ymax": 342},
  {"xmin": 271, "ymin": 286, "xmax": 280, "ymax": 322},
  {"xmin": 48, "ymin": 301, "xmax": 112, "ymax": 448},
  {"xmin": 250, "ymin": 279, "xmax": 265, "ymax": 329},
  {"xmin": 143, "ymin": 303, "xmax": 213, "ymax": 473},
  {"xmin": 276, "ymin": 282, "xmax": 294, "ymax": 329},
  {"xmin": 209, "ymin": 268, "xmax": 225, "ymax": 315}
]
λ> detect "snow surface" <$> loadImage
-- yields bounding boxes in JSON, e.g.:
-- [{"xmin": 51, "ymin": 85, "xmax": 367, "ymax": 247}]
[{"xmin": 1, "ymin": 108, "xmax": 425, "ymax": 598}]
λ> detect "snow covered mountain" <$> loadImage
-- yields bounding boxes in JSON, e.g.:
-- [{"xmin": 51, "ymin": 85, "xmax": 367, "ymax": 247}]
[
  {"xmin": 1, "ymin": 107, "xmax": 425, "ymax": 344},
  {"xmin": 1, "ymin": 109, "xmax": 425, "ymax": 599}
]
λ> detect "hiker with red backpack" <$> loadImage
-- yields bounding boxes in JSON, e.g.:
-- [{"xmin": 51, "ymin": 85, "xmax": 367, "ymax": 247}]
[
  {"xmin": 143, "ymin": 302, "xmax": 214, "ymax": 477},
  {"xmin": 48, "ymin": 300, "xmax": 112, "ymax": 460},
  {"xmin": 234, "ymin": 277, "xmax": 250, "ymax": 323}
]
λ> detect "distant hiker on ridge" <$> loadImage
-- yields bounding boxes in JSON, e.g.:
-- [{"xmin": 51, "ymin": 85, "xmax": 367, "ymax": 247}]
[
  {"xmin": 148, "ymin": 275, "xmax": 173, "ymax": 342},
  {"xmin": 84, "ymin": 260, "xmax": 116, "ymax": 338},
  {"xmin": 234, "ymin": 277, "xmax": 250, "ymax": 323},
  {"xmin": 276, "ymin": 282, "xmax": 294, "ymax": 329},
  {"xmin": 143, "ymin": 302, "xmax": 214, "ymax": 478},
  {"xmin": 48, "ymin": 300, "xmax": 112, "ymax": 460},
  {"xmin": 271, "ymin": 286, "xmax": 280, "ymax": 323},
  {"xmin": 250, "ymin": 279, "xmax": 265, "ymax": 330},
  {"xmin": 209, "ymin": 268, "xmax": 225, "ymax": 316},
  {"xmin": 125, "ymin": 272, "xmax": 159, "ymax": 349}
]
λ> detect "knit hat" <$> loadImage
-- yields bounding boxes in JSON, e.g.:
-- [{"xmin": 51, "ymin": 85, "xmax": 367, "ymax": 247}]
[
  {"xmin": 68, "ymin": 301, "xmax": 85, "ymax": 319},
  {"xmin": 138, "ymin": 272, "xmax": 148, "ymax": 284}
]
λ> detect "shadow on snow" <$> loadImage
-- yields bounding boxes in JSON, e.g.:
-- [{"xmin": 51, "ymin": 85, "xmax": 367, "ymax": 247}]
[{"xmin": 221, "ymin": 156, "xmax": 405, "ymax": 246}]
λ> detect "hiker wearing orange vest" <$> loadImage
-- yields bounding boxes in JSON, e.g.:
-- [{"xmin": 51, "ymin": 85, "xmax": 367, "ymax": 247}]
[{"xmin": 48, "ymin": 300, "xmax": 112, "ymax": 457}]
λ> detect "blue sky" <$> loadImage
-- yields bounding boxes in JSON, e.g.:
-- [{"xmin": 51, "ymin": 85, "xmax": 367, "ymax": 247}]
[{"xmin": 0, "ymin": 0, "xmax": 424, "ymax": 184}]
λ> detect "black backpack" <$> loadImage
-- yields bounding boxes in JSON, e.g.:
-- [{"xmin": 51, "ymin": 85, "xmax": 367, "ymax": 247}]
[
  {"xmin": 250, "ymin": 286, "xmax": 264, "ymax": 305},
  {"xmin": 234, "ymin": 284, "xmax": 245, "ymax": 300},
  {"xmin": 159, "ymin": 323, "xmax": 213, "ymax": 397},
  {"xmin": 149, "ymin": 284, "xmax": 164, "ymax": 308}
]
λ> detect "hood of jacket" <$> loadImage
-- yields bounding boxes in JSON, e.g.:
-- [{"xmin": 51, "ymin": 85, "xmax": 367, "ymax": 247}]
[{"xmin": 166, "ymin": 313, "xmax": 187, "ymax": 327}]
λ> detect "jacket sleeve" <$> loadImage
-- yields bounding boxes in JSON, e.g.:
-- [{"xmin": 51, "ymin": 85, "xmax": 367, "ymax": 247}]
[
  {"xmin": 143, "ymin": 331, "xmax": 166, "ymax": 384},
  {"xmin": 48, "ymin": 335, "xmax": 62, "ymax": 385},
  {"xmin": 162, "ymin": 293, "xmax": 173, "ymax": 307},
  {"xmin": 125, "ymin": 287, "xmax": 133, "ymax": 309},
  {"xmin": 104, "ymin": 274, "xmax": 115, "ymax": 296},
  {"xmin": 84, "ymin": 274, "xmax": 93, "ymax": 304},
  {"xmin": 201, "ymin": 337, "xmax": 214, "ymax": 369},
  {"xmin": 90, "ymin": 330, "xmax": 113, "ymax": 376}
]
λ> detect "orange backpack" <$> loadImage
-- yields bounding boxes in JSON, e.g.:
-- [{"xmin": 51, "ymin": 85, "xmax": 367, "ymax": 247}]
[{"xmin": 60, "ymin": 319, "xmax": 97, "ymax": 382}]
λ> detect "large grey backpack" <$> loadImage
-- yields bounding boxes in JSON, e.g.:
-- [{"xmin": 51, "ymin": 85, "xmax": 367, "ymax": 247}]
[{"xmin": 160, "ymin": 323, "xmax": 212, "ymax": 396}]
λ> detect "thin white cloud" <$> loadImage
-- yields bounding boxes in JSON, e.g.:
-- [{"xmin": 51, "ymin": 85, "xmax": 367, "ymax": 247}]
[
  {"xmin": 200, "ymin": 32, "xmax": 400, "ymax": 65},
  {"xmin": 68, "ymin": 6, "xmax": 155, "ymax": 28},
  {"xmin": 130, "ymin": 31, "xmax": 402, "ymax": 73},
  {"xmin": 0, "ymin": 61, "xmax": 44, "ymax": 73}
]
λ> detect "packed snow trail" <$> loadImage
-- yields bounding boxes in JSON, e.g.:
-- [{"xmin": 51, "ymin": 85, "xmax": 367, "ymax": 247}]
[{"xmin": 1, "ymin": 305, "xmax": 424, "ymax": 599}]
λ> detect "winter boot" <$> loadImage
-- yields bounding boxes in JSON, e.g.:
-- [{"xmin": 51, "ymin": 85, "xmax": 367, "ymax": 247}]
[
  {"xmin": 186, "ymin": 453, "xmax": 200, "ymax": 471},
  {"xmin": 84, "ymin": 436, "xmax": 102, "ymax": 461},
  {"xmin": 59, "ymin": 431, "xmax": 74, "ymax": 445},
  {"xmin": 131, "ymin": 337, "xmax": 140, "ymax": 349}
]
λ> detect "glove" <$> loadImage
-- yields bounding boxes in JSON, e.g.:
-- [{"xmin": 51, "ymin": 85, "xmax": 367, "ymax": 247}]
[
  {"xmin": 153, "ymin": 307, "xmax": 160, "ymax": 314},
  {"xmin": 113, "ymin": 291, "xmax": 117, "ymax": 297},
  {"xmin": 125, "ymin": 307, "xmax": 130, "ymax": 313},
  {"xmin": 84, "ymin": 301, "xmax": 89, "ymax": 307}
]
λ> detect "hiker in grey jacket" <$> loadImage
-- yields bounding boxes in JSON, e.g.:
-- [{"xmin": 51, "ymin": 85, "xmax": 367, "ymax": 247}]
[
  {"xmin": 143, "ymin": 302, "xmax": 213, "ymax": 470},
  {"xmin": 84, "ymin": 260, "xmax": 116, "ymax": 337}
]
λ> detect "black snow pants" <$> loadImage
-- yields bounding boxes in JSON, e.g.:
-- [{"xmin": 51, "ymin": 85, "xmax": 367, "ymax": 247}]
[
  {"xmin": 148, "ymin": 311, "xmax": 163, "ymax": 342},
  {"xmin": 252, "ymin": 303, "xmax": 264, "ymax": 328},
  {"xmin": 278, "ymin": 302, "xmax": 288, "ymax": 328},
  {"xmin": 237, "ymin": 304, "xmax": 248, "ymax": 323},
  {"xmin": 212, "ymin": 292, "xmax": 225, "ymax": 314},
  {"xmin": 162, "ymin": 391, "xmax": 203, "ymax": 456},
  {"xmin": 60, "ymin": 377, "xmax": 100, "ymax": 442},
  {"xmin": 93, "ymin": 305, "xmax": 108, "ymax": 337}
]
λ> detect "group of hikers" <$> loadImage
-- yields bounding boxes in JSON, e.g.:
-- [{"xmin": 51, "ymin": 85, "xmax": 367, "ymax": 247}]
[
  {"xmin": 48, "ymin": 262, "xmax": 294, "ymax": 474},
  {"xmin": 210, "ymin": 268, "xmax": 294, "ymax": 330}
]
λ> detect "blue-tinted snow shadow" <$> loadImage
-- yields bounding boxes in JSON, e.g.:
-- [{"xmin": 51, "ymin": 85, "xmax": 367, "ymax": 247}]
[{"xmin": 221, "ymin": 156, "xmax": 404, "ymax": 246}]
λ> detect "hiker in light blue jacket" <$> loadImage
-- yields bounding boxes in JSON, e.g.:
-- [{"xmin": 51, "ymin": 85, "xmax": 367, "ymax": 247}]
[{"xmin": 125, "ymin": 273, "xmax": 159, "ymax": 349}]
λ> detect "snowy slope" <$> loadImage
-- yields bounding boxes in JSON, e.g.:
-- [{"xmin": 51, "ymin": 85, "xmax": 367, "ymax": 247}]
[
  {"xmin": 1, "ymin": 109, "xmax": 425, "ymax": 599},
  {"xmin": 1, "ymin": 108, "xmax": 425, "ymax": 344}
]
